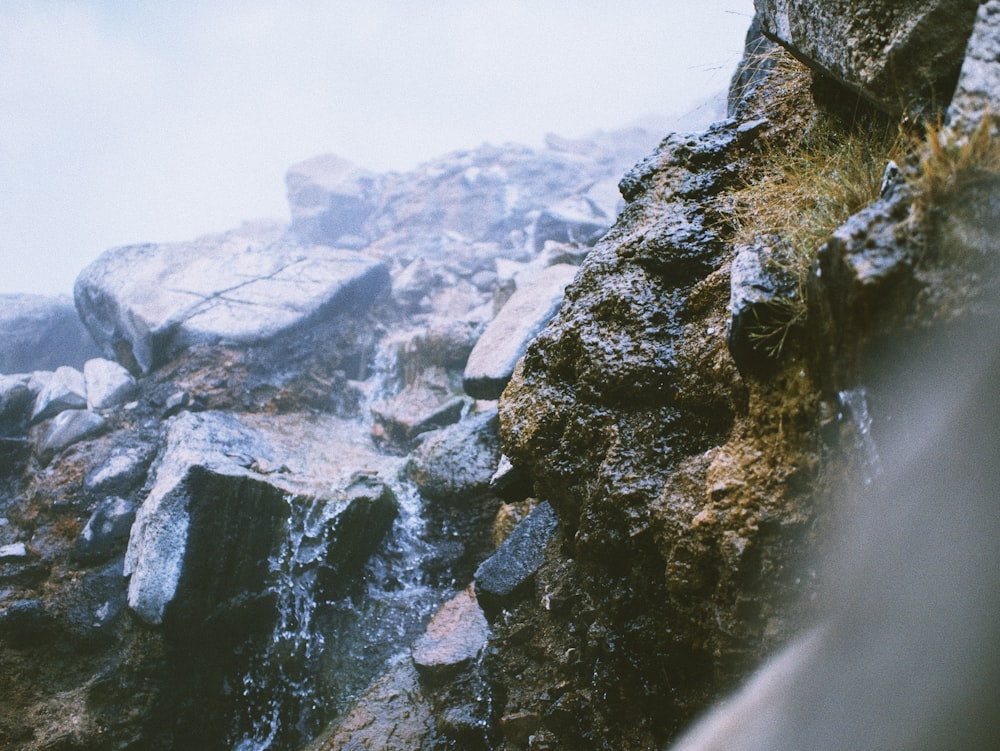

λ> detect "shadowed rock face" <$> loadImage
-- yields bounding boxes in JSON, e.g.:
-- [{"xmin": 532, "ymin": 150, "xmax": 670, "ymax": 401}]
[{"xmin": 755, "ymin": 0, "xmax": 980, "ymax": 116}]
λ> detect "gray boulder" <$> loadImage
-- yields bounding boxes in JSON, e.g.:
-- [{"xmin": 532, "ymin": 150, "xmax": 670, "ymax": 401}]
[
  {"xmin": 755, "ymin": 0, "xmax": 980, "ymax": 116},
  {"xmin": 286, "ymin": 154, "xmax": 382, "ymax": 247},
  {"xmin": 407, "ymin": 408, "xmax": 502, "ymax": 504},
  {"xmin": 30, "ymin": 366, "xmax": 87, "ymax": 423},
  {"xmin": 0, "ymin": 294, "xmax": 101, "ymax": 373},
  {"xmin": 124, "ymin": 411, "xmax": 399, "ymax": 629},
  {"xmin": 74, "ymin": 224, "xmax": 390, "ymax": 374},
  {"xmin": 36, "ymin": 409, "xmax": 107, "ymax": 458},
  {"xmin": 946, "ymin": 0, "xmax": 1000, "ymax": 136},
  {"xmin": 83, "ymin": 358, "xmax": 137, "ymax": 410},
  {"xmin": 463, "ymin": 264, "xmax": 579, "ymax": 399}
]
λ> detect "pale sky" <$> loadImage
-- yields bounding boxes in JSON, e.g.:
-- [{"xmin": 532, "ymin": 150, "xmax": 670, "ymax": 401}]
[{"xmin": 0, "ymin": 1, "xmax": 755, "ymax": 296}]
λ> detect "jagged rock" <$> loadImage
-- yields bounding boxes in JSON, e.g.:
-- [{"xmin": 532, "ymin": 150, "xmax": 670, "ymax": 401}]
[
  {"xmin": 407, "ymin": 408, "xmax": 501, "ymax": 504},
  {"xmin": 946, "ymin": 0, "xmax": 1000, "ymax": 136},
  {"xmin": 411, "ymin": 585, "xmax": 490, "ymax": 681},
  {"xmin": 473, "ymin": 501, "xmax": 557, "ymax": 616},
  {"xmin": 532, "ymin": 195, "xmax": 610, "ymax": 252},
  {"xmin": 286, "ymin": 154, "xmax": 383, "ymax": 247},
  {"xmin": 123, "ymin": 411, "xmax": 291, "ymax": 627},
  {"xmin": 463, "ymin": 263, "xmax": 579, "ymax": 399},
  {"xmin": 755, "ymin": 0, "xmax": 980, "ymax": 116},
  {"xmin": 809, "ymin": 176, "xmax": 918, "ymax": 384},
  {"xmin": 73, "ymin": 496, "xmax": 137, "ymax": 564},
  {"xmin": 83, "ymin": 358, "xmax": 137, "ymax": 410},
  {"xmin": 30, "ymin": 365, "xmax": 86, "ymax": 423},
  {"xmin": 0, "ymin": 293, "xmax": 101, "ymax": 373},
  {"xmin": 74, "ymin": 224, "xmax": 390, "ymax": 374},
  {"xmin": 36, "ymin": 409, "xmax": 107, "ymax": 459},
  {"xmin": 728, "ymin": 239, "xmax": 801, "ymax": 376}
]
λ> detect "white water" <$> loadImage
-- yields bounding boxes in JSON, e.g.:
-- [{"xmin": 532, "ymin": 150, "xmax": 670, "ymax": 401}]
[
  {"xmin": 837, "ymin": 387, "xmax": 883, "ymax": 486},
  {"xmin": 231, "ymin": 338, "xmax": 454, "ymax": 750}
]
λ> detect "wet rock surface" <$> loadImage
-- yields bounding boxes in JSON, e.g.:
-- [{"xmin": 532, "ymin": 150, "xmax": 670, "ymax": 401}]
[
  {"xmin": 756, "ymin": 0, "xmax": 980, "ymax": 116},
  {"xmin": 74, "ymin": 224, "xmax": 391, "ymax": 374}
]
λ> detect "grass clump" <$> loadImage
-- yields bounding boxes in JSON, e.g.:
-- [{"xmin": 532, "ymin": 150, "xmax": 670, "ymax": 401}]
[
  {"xmin": 728, "ymin": 52, "xmax": 916, "ymax": 357},
  {"xmin": 915, "ymin": 114, "xmax": 1000, "ymax": 215}
]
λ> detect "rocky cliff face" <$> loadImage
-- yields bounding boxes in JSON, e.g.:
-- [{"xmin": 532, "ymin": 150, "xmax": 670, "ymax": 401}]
[{"xmin": 2, "ymin": 3, "xmax": 998, "ymax": 750}]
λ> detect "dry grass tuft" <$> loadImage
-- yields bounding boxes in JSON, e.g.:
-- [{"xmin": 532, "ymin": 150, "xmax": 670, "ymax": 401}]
[{"xmin": 915, "ymin": 113, "xmax": 1000, "ymax": 212}]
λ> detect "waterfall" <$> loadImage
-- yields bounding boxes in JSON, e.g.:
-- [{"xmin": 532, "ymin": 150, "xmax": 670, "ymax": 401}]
[
  {"xmin": 837, "ymin": 387, "xmax": 883, "ymax": 487},
  {"xmin": 230, "ymin": 338, "xmax": 455, "ymax": 750}
]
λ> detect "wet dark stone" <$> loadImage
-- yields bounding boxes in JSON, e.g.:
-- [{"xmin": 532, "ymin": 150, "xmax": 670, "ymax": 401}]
[
  {"xmin": 728, "ymin": 239, "xmax": 801, "ymax": 377},
  {"xmin": 474, "ymin": 501, "xmax": 558, "ymax": 617}
]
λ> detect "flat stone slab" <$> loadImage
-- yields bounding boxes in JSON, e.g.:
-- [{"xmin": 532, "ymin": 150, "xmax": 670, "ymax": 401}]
[
  {"xmin": 74, "ymin": 224, "xmax": 389, "ymax": 374},
  {"xmin": 463, "ymin": 263, "xmax": 578, "ymax": 399},
  {"xmin": 411, "ymin": 585, "xmax": 489, "ymax": 680}
]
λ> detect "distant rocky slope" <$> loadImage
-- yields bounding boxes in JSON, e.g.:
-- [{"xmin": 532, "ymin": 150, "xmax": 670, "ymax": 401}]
[{"xmin": 2, "ymin": 2, "xmax": 999, "ymax": 750}]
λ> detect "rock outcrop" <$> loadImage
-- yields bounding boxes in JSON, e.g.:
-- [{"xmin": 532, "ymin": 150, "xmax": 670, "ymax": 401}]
[
  {"xmin": 0, "ymin": 122, "xmax": 660, "ymax": 749},
  {"xmin": 755, "ymin": 0, "xmax": 981, "ymax": 116}
]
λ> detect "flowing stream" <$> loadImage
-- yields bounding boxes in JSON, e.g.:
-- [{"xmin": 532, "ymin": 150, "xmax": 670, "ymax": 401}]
[
  {"xmin": 232, "ymin": 479, "xmax": 448, "ymax": 750},
  {"xmin": 230, "ymin": 340, "xmax": 460, "ymax": 750}
]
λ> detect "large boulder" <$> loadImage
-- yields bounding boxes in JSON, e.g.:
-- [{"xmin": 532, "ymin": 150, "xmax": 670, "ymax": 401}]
[
  {"xmin": 74, "ymin": 224, "xmax": 390, "ymax": 374},
  {"xmin": 755, "ymin": 0, "xmax": 980, "ymax": 116},
  {"xmin": 0, "ymin": 294, "xmax": 101, "ymax": 373},
  {"xmin": 124, "ymin": 411, "xmax": 399, "ymax": 629}
]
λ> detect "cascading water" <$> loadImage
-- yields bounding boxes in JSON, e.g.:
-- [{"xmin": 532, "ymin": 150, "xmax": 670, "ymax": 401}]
[
  {"xmin": 838, "ymin": 387, "xmax": 883, "ymax": 487},
  {"xmin": 229, "ymin": 335, "xmax": 466, "ymax": 750}
]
